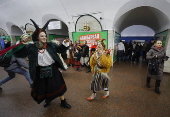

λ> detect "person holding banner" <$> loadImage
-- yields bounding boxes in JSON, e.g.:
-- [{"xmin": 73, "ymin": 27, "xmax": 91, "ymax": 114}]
[{"xmin": 87, "ymin": 39, "xmax": 112, "ymax": 100}]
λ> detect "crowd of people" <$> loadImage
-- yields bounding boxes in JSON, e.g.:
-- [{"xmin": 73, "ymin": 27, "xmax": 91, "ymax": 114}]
[
  {"xmin": 0, "ymin": 20, "xmax": 168, "ymax": 110},
  {"xmin": 117, "ymin": 39, "xmax": 155, "ymax": 63},
  {"xmin": 0, "ymin": 19, "xmax": 113, "ymax": 109},
  {"xmin": 66, "ymin": 40, "xmax": 98, "ymax": 73}
]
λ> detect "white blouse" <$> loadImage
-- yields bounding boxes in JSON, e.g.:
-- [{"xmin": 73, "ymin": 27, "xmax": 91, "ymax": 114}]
[
  {"xmin": 37, "ymin": 41, "xmax": 69, "ymax": 66},
  {"xmin": 38, "ymin": 49, "xmax": 55, "ymax": 66}
]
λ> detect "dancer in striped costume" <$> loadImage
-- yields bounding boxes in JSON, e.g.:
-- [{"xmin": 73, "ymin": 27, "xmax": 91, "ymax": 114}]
[{"xmin": 87, "ymin": 39, "xmax": 112, "ymax": 100}]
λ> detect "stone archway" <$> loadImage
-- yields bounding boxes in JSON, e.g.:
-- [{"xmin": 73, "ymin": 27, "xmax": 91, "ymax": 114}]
[
  {"xmin": 42, "ymin": 14, "xmax": 69, "ymax": 41},
  {"xmin": 113, "ymin": 0, "xmax": 170, "ymax": 34},
  {"xmin": 6, "ymin": 22, "xmax": 23, "ymax": 43}
]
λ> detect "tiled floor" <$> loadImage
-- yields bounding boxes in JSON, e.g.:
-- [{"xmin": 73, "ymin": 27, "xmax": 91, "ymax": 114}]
[{"xmin": 0, "ymin": 61, "xmax": 170, "ymax": 117}]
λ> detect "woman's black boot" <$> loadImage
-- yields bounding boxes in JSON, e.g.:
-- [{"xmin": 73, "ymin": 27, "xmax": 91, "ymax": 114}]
[
  {"xmin": 60, "ymin": 99, "xmax": 71, "ymax": 109},
  {"xmin": 146, "ymin": 77, "xmax": 151, "ymax": 88},
  {"xmin": 155, "ymin": 80, "xmax": 161, "ymax": 94}
]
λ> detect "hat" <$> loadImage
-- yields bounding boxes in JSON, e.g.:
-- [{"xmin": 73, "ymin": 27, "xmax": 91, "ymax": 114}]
[
  {"xmin": 20, "ymin": 33, "xmax": 32, "ymax": 39},
  {"xmin": 30, "ymin": 19, "xmax": 51, "ymax": 42},
  {"xmin": 105, "ymin": 49, "xmax": 111, "ymax": 55}
]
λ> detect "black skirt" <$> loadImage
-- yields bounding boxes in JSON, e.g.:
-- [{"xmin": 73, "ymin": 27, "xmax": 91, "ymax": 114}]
[{"xmin": 31, "ymin": 63, "xmax": 67, "ymax": 104}]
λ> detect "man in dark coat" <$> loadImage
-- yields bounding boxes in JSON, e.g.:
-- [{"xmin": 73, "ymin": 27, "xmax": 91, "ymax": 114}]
[
  {"xmin": 145, "ymin": 39, "xmax": 154, "ymax": 54},
  {"xmin": 80, "ymin": 40, "xmax": 89, "ymax": 67},
  {"xmin": 128, "ymin": 40, "xmax": 133, "ymax": 61},
  {"xmin": 145, "ymin": 39, "xmax": 155, "ymax": 64},
  {"xmin": 0, "ymin": 55, "xmax": 32, "ymax": 90}
]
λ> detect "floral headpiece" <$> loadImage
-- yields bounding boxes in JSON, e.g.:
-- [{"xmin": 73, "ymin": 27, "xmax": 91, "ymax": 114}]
[{"xmin": 98, "ymin": 39, "xmax": 106, "ymax": 49}]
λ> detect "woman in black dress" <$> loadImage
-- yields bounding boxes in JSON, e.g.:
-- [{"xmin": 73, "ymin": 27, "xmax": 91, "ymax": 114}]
[{"xmin": 14, "ymin": 19, "xmax": 71, "ymax": 108}]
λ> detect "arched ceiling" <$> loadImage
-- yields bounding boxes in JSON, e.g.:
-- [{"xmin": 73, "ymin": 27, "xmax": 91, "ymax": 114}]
[
  {"xmin": 1, "ymin": 0, "xmax": 170, "ymax": 35},
  {"xmin": 121, "ymin": 25, "xmax": 155, "ymax": 36},
  {"xmin": 114, "ymin": 6, "xmax": 170, "ymax": 34}
]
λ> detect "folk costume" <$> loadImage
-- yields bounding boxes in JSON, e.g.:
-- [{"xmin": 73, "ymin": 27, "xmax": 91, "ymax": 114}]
[
  {"xmin": 87, "ymin": 39, "xmax": 112, "ymax": 100},
  {"xmin": 66, "ymin": 42, "xmax": 74, "ymax": 67},
  {"xmin": 74, "ymin": 46, "xmax": 82, "ymax": 71},
  {"xmin": 13, "ymin": 19, "xmax": 71, "ymax": 108}
]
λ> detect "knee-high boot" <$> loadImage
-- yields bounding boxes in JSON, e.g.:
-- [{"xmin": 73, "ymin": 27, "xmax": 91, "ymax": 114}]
[
  {"xmin": 146, "ymin": 77, "xmax": 151, "ymax": 88},
  {"xmin": 155, "ymin": 80, "xmax": 161, "ymax": 94}
]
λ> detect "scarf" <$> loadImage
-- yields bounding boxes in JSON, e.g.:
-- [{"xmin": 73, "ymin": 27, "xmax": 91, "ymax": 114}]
[
  {"xmin": 36, "ymin": 42, "xmax": 47, "ymax": 49},
  {"xmin": 155, "ymin": 46, "xmax": 162, "ymax": 50}
]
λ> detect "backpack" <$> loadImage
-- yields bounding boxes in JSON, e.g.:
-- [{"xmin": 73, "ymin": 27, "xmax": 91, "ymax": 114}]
[
  {"xmin": 148, "ymin": 57, "xmax": 159, "ymax": 75},
  {"xmin": 0, "ymin": 52, "xmax": 12, "ymax": 67}
]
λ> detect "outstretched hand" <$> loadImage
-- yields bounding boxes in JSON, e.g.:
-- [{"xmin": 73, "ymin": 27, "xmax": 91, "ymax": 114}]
[{"xmin": 63, "ymin": 39, "xmax": 70, "ymax": 43}]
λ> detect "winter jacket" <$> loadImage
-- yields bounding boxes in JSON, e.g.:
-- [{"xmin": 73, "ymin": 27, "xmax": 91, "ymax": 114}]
[
  {"xmin": 81, "ymin": 45, "xmax": 89, "ymax": 57},
  {"xmin": 4, "ymin": 55, "xmax": 29, "ymax": 71},
  {"xmin": 146, "ymin": 46, "xmax": 166, "ymax": 80}
]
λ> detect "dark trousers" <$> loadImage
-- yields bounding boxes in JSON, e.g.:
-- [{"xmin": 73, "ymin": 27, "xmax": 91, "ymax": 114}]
[
  {"xmin": 0, "ymin": 68, "xmax": 33, "ymax": 85},
  {"xmin": 142, "ymin": 51, "xmax": 146, "ymax": 60},
  {"xmin": 117, "ymin": 50, "xmax": 124, "ymax": 61}
]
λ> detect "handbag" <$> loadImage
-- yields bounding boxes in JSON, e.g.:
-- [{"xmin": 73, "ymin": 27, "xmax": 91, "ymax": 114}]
[
  {"xmin": 148, "ymin": 57, "xmax": 159, "ymax": 75},
  {"xmin": 40, "ymin": 66, "xmax": 52, "ymax": 78}
]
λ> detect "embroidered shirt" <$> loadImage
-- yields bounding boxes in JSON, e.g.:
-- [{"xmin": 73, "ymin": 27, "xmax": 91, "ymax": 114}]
[
  {"xmin": 38, "ymin": 49, "xmax": 55, "ymax": 66},
  {"xmin": 37, "ymin": 42, "xmax": 69, "ymax": 66}
]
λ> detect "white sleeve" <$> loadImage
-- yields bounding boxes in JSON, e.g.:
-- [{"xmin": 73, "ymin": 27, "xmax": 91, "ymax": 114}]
[{"xmin": 62, "ymin": 41, "xmax": 69, "ymax": 47}]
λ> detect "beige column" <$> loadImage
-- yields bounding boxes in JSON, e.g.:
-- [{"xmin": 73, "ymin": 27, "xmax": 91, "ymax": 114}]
[{"xmin": 164, "ymin": 29, "xmax": 170, "ymax": 73}]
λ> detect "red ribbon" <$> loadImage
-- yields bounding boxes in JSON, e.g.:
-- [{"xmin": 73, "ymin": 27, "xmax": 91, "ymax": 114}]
[{"xmin": 0, "ymin": 42, "xmax": 22, "ymax": 56}]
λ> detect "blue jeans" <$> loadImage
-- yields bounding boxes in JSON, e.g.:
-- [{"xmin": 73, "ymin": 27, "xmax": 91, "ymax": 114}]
[
  {"xmin": 117, "ymin": 50, "xmax": 124, "ymax": 61},
  {"xmin": 0, "ymin": 68, "xmax": 33, "ymax": 85}
]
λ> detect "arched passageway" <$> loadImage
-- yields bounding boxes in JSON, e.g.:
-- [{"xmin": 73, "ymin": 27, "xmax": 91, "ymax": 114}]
[{"xmin": 114, "ymin": 6, "xmax": 170, "ymax": 35}]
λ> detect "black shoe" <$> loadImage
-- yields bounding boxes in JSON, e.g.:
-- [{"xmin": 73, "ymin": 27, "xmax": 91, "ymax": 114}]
[
  {"xmin": 0, "ymin": 87, "xmax": 2, "ymax": 91},
  {"xmin": 44, "ymin": 101, "xmax": 51, "ymax": 107},
  {"xmin": 155, "ymin": 87, "xmax": 161, "ymax": 94},
  {"xmin": 68, "ymin": 64, "xmax": 70, "ymax": 66},
  {"xmin": 86, "ymin": 70, "xmax": 91, "ymax": 73},
  {"xmin": 146, "ymin": 84, "xmax": 151, "ymax": 88},
  {"xmin": 60, "ymin": 99, "xmax": 71, "ymax": 109}
]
